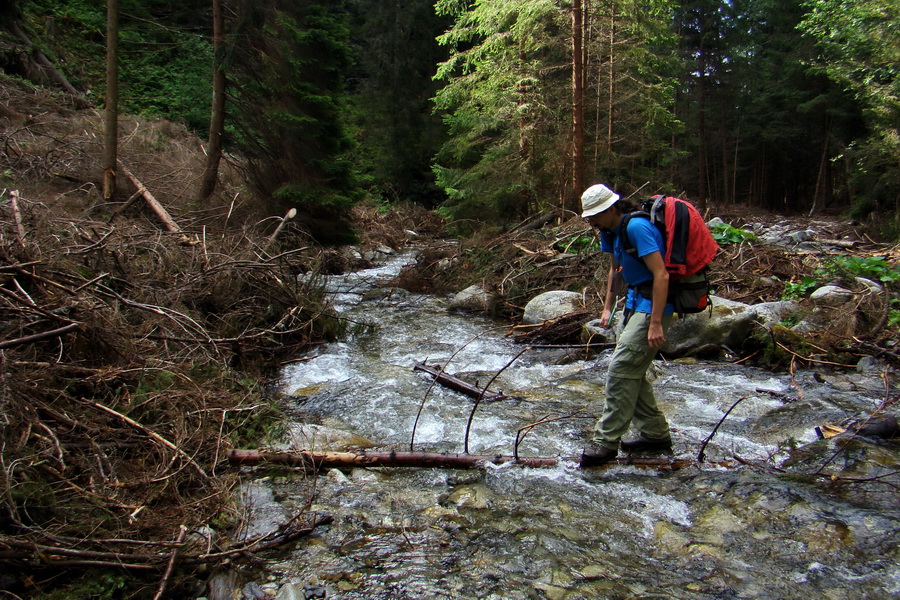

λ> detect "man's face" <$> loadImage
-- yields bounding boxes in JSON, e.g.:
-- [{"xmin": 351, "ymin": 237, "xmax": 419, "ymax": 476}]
[{"xmin": 586, "ymin": 207, "xmax": 615, "ymax": 232}]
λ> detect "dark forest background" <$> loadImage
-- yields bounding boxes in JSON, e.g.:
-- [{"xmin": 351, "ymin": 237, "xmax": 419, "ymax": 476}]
[{"xmin": 2, "ymin": 0, "xmax": 898, "ymax": 239}]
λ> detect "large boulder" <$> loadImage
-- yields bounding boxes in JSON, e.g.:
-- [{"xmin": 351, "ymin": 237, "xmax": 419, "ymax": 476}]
[
  {"xmin": 522, "ymin": 290, "xmax": 585, "ymax": 325},
  {"xmin": 449, "ymin": 284, "xmax": 498, "ymax": 314},
  {"xmin": 663, "ymin": 296, "xmax": 802, "ymax": 356}
]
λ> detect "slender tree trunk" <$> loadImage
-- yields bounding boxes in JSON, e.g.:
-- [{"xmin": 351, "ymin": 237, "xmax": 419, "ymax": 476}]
[
  {"xmin": 102, "ymin": 0, "xmax": 119, "ymax": 200},
  {"xmin": 809, "ymin": 117, "xmax": 832, "ymax": 217},
  {"xmin": 607, "ymin": 8, "xmax": 615, "ymax": 155},
  {"xmin": 696, "ymin": 64, "xmax": 707, "ymax": 212},
  {"xmin": 200, "ymin": 0, "xmax": 226, "ymax": 200},
  {"xmin": 571, "ymin": 0, "xmax": 585, "ymax": 209}
]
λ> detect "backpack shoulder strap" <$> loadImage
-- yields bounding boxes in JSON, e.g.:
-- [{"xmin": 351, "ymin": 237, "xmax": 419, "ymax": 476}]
[{"xmin": 619, "ymin": 211, "xmax": 650, "ymax": 256}]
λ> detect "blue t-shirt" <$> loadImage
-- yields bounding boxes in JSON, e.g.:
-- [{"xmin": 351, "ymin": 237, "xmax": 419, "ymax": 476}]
[{"xmin": 601, "ymin": 217, "xmax": 674, "ymax": 315}]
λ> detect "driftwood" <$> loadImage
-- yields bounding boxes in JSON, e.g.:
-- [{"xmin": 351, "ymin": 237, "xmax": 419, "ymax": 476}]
[
  {"xmin": 117, "ymin": 161, "xmax": 182, "ymax": 234},
  {"xmin": 0, "ymin": 514, "xmax": 334, "ymax": 571},
  {"xmin": 413, "ymin": 361, "xmax": 508, "ymax": 402},
  {"xmin": 228, "ymin": 449, "xmax": 698, "ymax": 470}
]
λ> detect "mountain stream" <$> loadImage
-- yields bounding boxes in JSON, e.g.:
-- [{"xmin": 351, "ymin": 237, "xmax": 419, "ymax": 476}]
[{"xmin": 239, "ymin": 248, "xmax": 900, "ymax": 600}]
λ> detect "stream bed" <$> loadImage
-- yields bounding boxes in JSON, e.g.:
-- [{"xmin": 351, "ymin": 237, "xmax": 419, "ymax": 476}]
[{"xmin": 239, "ymin": 249, "xmax": 900, "ymax": 600}]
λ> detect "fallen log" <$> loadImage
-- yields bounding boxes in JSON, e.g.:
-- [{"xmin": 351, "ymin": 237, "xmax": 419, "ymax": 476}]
[
  {"xmin": 414, "ymin": 362, "xmax": 508, "ymax": 402},
  {"xmin": 117, "ymin": 161, "xmax": 182, "ymax": 234},
  {"xmin": 227, "ymin": 449, "xmax": 698, "ymax": 471}
]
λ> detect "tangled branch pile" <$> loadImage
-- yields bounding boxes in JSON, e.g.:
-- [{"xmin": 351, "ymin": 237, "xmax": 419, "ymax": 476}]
[
  {"xmin": 0, "ymin": 79, "xmax": 380, "ymax": 596},
  {"xmin": 0, "ymin": 191, "xmax": 350, "ymax": 586}
]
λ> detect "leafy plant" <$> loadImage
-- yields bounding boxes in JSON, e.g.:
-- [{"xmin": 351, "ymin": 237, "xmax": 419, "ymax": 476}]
[
  {"xmin": 888, "ymin": 309, "xmax": 900, "ymax": 329},
  {"xmin": 562, "ymin": 233, "xmax": 601, "ymax": 254},
  {"xmin": 710, "ymin": 222, "xmax": 757, "ymax": 245},
  {"xmin": 782, "ymin": 276, "xmax": 820, "ymax": 300},
  {"xmin": 818, "ymin": 255, "xmax": 900, "ymax": 285}
]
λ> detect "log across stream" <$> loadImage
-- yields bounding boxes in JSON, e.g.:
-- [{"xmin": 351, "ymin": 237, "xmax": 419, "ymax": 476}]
[{"xmin": 228, "ymin": 448, "xmax": 710, "ymax": 470}]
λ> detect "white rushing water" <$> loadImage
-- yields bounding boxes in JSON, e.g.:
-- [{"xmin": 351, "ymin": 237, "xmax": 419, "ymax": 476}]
[{"xmin": 239, "ymin": 248, "xmax": 900, "ymax": 600}]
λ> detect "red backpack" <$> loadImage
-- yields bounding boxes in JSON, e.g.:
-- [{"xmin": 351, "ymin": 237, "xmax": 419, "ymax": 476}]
[{"xmin": 620, "ymin": 195, "xmax": 720, "ymax": 314}]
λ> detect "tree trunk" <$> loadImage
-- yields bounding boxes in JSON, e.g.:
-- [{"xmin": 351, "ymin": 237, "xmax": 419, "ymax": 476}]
[
  {"xmin": 227, "ymin": 449, "xmax": 710, "ymax": 471},
  {"xmin": 199, "ymin": 0, "xmax": 226, "ymax": 200},
  {"xmin": 607, "ymin": 7, "xmax": 615, "ymax": 155},
  {"xmin": 102, "ymin": 0, "xmax": 119, "ymax": 200},
  {"xmin": 571, "ymin": 0, "xmax": 585, "ymax": 210}
]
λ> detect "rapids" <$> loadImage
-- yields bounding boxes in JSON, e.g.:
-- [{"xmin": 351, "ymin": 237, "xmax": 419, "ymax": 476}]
[{"xmin": 240, "ymin": 249, "xmax": 900, "ymax": 599}]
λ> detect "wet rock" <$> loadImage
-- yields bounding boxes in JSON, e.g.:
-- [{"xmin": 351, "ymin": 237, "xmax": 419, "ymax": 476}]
[
  {"xmin": 207, "ymin": 570, "xmax": 241, "ymax": 600},
  {"xmin": 663, "ymin": 296, "xmax": 805, "ymax": 357},
  {"xmin": 522, "ymin": 290, "xmax": 585, "ymax": 325},
  {"xmin": 303, "ymin": 584, "xmax": 328, "ymax": 599},
  {"xmin": 445, "ymin": 482, "xmax": 493, "ymax": 508},
  {"xmin": 850, "ymin": 415, "xmax": 898, "ymax": 440},
  {"xmin": 449, "ymin": 284, "xmax": 498, "ymax": 313},
  {"xmin": 581, "ymin": 318, "xmax": 617, "ymax": 344},
  {"xmin": 242, "ymin": 581, "xmax": 268, "ymax": 599},
  {"xmin": 286, "ymin": 423, "xmax": 376, "ymax": 452},
  {"xmin": 664, "ymin": 296, "xmax": 756, "ymax": 356},
  {"xmin": 856, "ymin": 356, "xmax": 884, "ymax": 373}
]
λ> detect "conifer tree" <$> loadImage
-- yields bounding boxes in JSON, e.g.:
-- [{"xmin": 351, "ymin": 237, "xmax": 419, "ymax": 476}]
[
  {"xmin": 229, "ymin": 0, "xmax": 359, "ymax": 242},
  {"xmin": 800, "ymin": 0, "xmax": 899, "ymax": 225}
]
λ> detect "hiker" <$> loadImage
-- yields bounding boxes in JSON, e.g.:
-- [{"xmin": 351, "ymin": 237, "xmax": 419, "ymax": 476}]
[{"xmin": 579, "ymin": 183, "xmax": 675, "ymax": 467}]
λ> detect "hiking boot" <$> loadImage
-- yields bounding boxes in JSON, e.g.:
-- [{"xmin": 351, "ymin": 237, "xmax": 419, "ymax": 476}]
[
  {"xmin": 580, "ymin": 443, "xmax": 618, "ymax": 467},
  {"xmin": 620, "ymin": 436, "xmax": 673, "ymax": 454}
]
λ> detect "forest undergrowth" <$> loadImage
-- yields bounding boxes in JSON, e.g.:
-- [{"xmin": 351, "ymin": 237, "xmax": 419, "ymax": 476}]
[
  {"xmin": 0, "ymin": 76, "xmax": 897, "ymax": 598},
  {"xmin": 0, "ymin": 77, "xmax": 437, "ymax": 598}
]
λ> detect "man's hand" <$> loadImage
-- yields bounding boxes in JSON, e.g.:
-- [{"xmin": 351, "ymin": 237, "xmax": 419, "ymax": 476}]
[
  {"xmin": 600, "ymin": 307, "xmax": 613, "ymax": 329},
  {"xmin": 648, "ymin": 321, "xmax": 666, "ymax": 349}
]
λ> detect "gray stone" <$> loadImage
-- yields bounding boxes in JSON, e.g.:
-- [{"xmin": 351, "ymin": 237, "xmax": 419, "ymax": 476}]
[
  {"xmin": 522, "ymin": 290, "xmax": 585, "ymax": 325},
  {"xmin": 449, "ymin": 284, "xmax": 498, "ymax": 313},
  {"xmin": 855, "ymin": 277, "xmax": 883, "ymax": 293},
  {"xmin": 810, "ymin": 285, "xmax": 854, "ymax": 306},
  {"xmin": 663, "ymin": 296, "xmax": 756, "ymax": 356},
  {"xmin": 788, "ymin": 229, "xmax": 815, "ymax": 243}
]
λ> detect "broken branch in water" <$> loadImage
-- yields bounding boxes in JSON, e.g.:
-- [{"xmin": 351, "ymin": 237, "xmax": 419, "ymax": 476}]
[{"xmin": 413, "ymin": 361, "xmax": 509, "ymax": 402}]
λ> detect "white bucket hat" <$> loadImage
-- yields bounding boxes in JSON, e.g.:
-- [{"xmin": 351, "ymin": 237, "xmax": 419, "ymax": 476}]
[{"xmin": 580, "ymin": 184, "xmax": 620, "ymax": 218}]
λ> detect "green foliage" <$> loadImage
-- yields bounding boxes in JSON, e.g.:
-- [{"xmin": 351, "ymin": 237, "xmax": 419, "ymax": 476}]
[
  {"xmin": 562, "ymin": 233, "xmax": 601, "ymax": 255},
  {"xmin": 800, "ymin": 0, "xmax": 900, "ymax": 224},
  {"xmin": 431, "ymin": 0, "xmax": 681, "ymax": 224},
  {"xmin": 135, "ymin": 369, "xmax": 176, "ymax": 396},
  {"xmin": 344, "ymin": 0, "xmax": 449, "ymax": 207},
  {"xmin": 118, "ymin": 32, "xmax": 213, "ymax": 133},
  {"xmin": 779, "ymin": 254, "xmax": 899, "ymax": 300},
  {"xmin": 782, "ymin": 276, "xmax": 820, "ymax": 300},
  {"xmin": 888, "ymin": 309, "xmax": 900, "ymax": 329},
  {"xmin": 818, "ymin": 254, "xmax": 900, "ymax": 285},
  {"xmin": 710, "ymin": 222, "xmax": 758, "ymax": 245},
  {"xmin": 229, "ymin": 0, "xmax": 361, "ymax": 240},
  {"xmin": 41, "ymin": 571, "xmax": 131, "ymax": 600},
  {"xmin": 432, "ymin": 0, "xmax": 568, "ymax": 223},
  {"xmin": 23, "ymin": 0, "xmax": 214, "ymax": 134}
]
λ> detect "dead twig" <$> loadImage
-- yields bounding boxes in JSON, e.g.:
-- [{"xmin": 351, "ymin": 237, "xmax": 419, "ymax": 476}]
[{"xmin": 84, "ymin": 400, "xmax": 209, "ymax": 480}]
